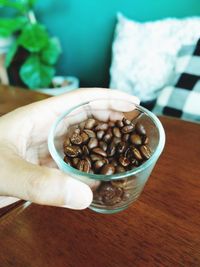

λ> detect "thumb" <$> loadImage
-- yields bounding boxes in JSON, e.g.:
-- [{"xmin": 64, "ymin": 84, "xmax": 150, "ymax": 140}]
[{"xmin": 0, "ymin": 151, "xmax": 93, "ymax": 210}]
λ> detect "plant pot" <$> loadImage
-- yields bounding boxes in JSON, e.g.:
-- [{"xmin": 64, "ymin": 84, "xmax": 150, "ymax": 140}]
[{"xmin": 32, "ymin": 76, "xmax": 79, "ymax": 96}]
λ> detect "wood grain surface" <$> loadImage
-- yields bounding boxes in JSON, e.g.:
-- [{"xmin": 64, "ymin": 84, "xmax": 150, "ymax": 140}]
[
  {"xmin": 0, "ymin": 115, "xmax": 200, "ymax": 267},
  {"xmin": 0, "ymin": 85, "xmax": 48, "ymax": 116}
]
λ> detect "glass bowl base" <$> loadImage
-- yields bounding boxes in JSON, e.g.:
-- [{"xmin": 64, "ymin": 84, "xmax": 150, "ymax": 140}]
[{"xmin": 89, "ymin": 204, "xmax": 130, "ymax": 214}]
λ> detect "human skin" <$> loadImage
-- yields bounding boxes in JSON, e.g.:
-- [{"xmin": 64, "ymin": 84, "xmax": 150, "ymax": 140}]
[{"xmin": 0, "ymin": 88, "xmax": 139, "ymax": 210}]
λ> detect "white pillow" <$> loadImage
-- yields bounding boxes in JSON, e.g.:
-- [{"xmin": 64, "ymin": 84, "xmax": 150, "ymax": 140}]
[{"xmin": 109, "ymin": 13, "xmax": 200, "ymax": 102}]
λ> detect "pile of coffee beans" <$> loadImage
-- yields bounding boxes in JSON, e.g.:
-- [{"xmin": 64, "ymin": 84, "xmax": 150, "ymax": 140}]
[
  {"xmin": 63, "ymin": 117, "xmax": 152, "ymax": 207},
  {"xmin": 63, "ymin": 117, "xmax": 151, "ymax": 175}
]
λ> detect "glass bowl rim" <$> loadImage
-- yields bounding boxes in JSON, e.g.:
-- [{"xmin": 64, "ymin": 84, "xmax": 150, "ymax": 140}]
[{"xmin": 48, "ymin": 100, "xmax": 165, "ymax": 180}]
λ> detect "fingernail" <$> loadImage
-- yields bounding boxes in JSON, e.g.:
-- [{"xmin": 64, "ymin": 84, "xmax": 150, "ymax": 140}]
[{"xmin": 63, "ymin": 179, "xmax": 93, "ymax": 210}]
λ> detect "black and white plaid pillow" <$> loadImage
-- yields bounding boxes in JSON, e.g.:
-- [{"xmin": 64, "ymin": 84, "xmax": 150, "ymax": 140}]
[{"xmin": 153, "ymin": 39, "xmax": 200, "ymax": 122}]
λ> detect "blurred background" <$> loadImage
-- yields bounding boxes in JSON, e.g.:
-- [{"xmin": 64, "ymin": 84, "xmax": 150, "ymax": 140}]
[
  {"xmin": 0, "ymin": 0, "xmax": 200, "ymax": 120},
  {"xmin": 0, "ymin": 0, "xmax": 199, "ymax": 87}
]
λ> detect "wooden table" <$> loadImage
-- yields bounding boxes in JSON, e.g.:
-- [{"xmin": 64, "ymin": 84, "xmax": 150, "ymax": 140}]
[
  {"xmin": 0, "ymin": 85, "xmax": 200, "ymax": 267},
  {"xmin": 0, "ymin": 84, "xmax": 48, "ymax": 116}
]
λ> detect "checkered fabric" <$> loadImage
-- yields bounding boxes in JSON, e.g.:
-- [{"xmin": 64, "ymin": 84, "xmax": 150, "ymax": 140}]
[{"xmin": 153, "ymin": 39, "xmax": 200, "ymax": 122}]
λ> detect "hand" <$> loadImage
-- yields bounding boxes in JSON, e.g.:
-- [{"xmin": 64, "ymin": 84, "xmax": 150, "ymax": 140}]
[{"xmin": 0, "ymin": 88, "xmax": 139, "ymax": 210}]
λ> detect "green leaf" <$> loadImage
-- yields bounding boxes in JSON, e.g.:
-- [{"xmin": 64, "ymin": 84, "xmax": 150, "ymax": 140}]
[
  {"xmin": 5, "ymin": 41, "xmax": 18, "ymax": 67},
  {"xmin": 20, "ymin": 55, "xmax": 55, "ymax": 89},
  {"xmin": 19, "ymin": 23, "xmax": 48, "ymax": 52},
  {"xmin": 19, "ymin": 0, "xmax": 37, "ymax": 9},
  {"xmin": 0, "ymin": 17, "xmax": 27, "ymax": 37},
  {"xmin": 40, "ymin": 37, "xmax": 62, "ymax": 65},
  {"xmin": 0, "ymin": 0, "xmax": 26, "ymax": 12}
]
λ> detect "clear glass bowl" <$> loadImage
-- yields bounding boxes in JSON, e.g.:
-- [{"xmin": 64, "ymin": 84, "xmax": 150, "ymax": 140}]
[{"xmin": 48, "ymin": 98, "xmax": 165, "ymax": 214}]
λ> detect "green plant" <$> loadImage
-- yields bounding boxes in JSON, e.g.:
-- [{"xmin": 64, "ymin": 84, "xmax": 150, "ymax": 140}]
[{"xmin": 0, "ymin": 0, "xmax": 62, "ymax": 89}]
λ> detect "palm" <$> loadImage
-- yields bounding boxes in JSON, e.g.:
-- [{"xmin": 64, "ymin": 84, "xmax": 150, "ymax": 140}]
[
  {"xmin": 26, "ymin": 141, "xmax": 56, "ymax": 168},
  {"xmin": 0, "ymin": 88, "xmax": 139, "ymax": 209}
]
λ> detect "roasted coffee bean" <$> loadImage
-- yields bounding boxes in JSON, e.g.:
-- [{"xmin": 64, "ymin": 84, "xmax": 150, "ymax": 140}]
[
  {"xmin": 124, "ymin": 147, "xmax": 133, "ymax": 159},
  {"xmin": 122, "ymin": 118, "xmax": 132, "ymax": 125},
  {"xmin": 82, "ymin": 145, "xmax": 89, "ymax": 156},
  {"xmin": 113, "ymin": 127, "xmax": 122, "ymax": 138},
  {"xmin": 63, "ymin": 117, "xmax": 152, "ymax": 177},
  {"xmin": 135, "ymin": 160, "xmax": 139, "ymax": 166},
  {"xmin": 92, "ymin": 147, "xmax": 107, "ymax": 157},
  {"xmin": 131, "ymin": 147, "xmax": 143, "ymax": 161},
  {"xmin": 130, "ymin": 134, "xmax": 142, "ymax": 146},
  {"xmin": 90, "ymin": 154, "xmax": 104, "ymax": 162},
  {"xmin": 98, "ymin": 182, "xmax": 123, "ymax": 205},
  {"xmin": 81, "ymin": 131, "xmax": 89, "ymax": 144},
  {"xmin": 107, "ymin": 127, "xmax": 113, "ymax": 135},
  {"xmin": 103, "ymin": 192, "xmax": 123, "ymax": 205},
  {"xmin": 99, "ymin": 141, "xmax": 107, "ymax": 152},
  {"xmin": 140, "ymin": 145, "xmax": 151, "ymax": 159},
  {"xmin": 64, "ymin": 145, "xmax": 81, "ymax": 157},
  {"xmin": 95, "ymin": 122, "xmax": 108, "ymax": 131},
  {"xmin": 63, "ymin": 138, "xmax": 71, "ymax": 148},
  {"xmin": 103, "ymin": 132, "xmax": 112, "ymax": 143},
  {"xmin": 119, "ymin": 156, "xmax": 130, "ymax": 167},
  {"xmin": 100, "ymin": 164, "xmax": 115, "ymax": 175},
  {"xmin": 111, "ymin": 178, "xmax": 127, "ymax": 187},
  {"xmin": 84, "ymin": 156, "xmax": 92, "ymax": 168},
  {"xmin": 116, "ymin": 120, "xmax": 124, "ymax": 128},
  {"xmin": 122, "ymin": 134, "xmax": 130, "ymax": 142},
  {"xmin": 117, "ymin": 141, "xmax": 126, "ymax": 154},
  {"xmin": 93, "ymin": 160, "xmax": 106, "ymax": 171},
  {"xmin": 142, "ymin": 136, "xmax": 149, "ymax": 145},
  {"xmin": 84, "ymin": 118, "xmax": 96, "ymax": 129},
  {"xmin": 70, "ymin": 133, "xmax": 83, "ymax": 145},
  {"xmin": 122, "ymin": 191, "xmax": 131, "ymax": 201},
  {"xmin": 115, "ymin": 166, "xmax": 126, "ymax": 173},
  {"xmin": 108, "ymin": 121, "xmax": 115, "ymax": 127},
  {"xmin": 93, "ymin": 192, "xmax": 103, "ymax": 203},
  {"xmin": 73, "ymin": 128, "xmax": 80, "ymax": 134},
  {"xmin": 64, "ymin": 156, "xmax": 71, "ymax": 165},
  {"xmin": 136, "ymin": 122, "xmax": 146, "ymax": 135},
  {"xmin": 100, "ymin": 157, "xmax": 109, "ymax": 164},
  {"xmin": 109, "ymin": 158, "xmax": 118, "ymax": 167},
  {"xmin": 88, "ymin": 137, "xmax": 98, "ymax": 149},
  {"xmin": 77, "ymin": 159, "xmax": 90, "ymax": 173},
  {"xmin": 121, "ymin": 125, "xmax": 134, "ymax": 134},
  {"xmin": 72, "ymin": 157, "xmax": 80, "ymax": 167},
  {"xmin": 79, "ymin": 121, "xmax": 86, "ymax": 130},
  {"xmin": 112, "ymin": 137, "xmax": 121, "ymax": 145},
  {"xmin": 83, "ymin": 129, "xmax": 96, "ymax": 138},
  {"xmin": 76, "ymin": 146, "xmax": 82, "ymax": 156},
  {"xmin": 129, "ymin": 158, "xmax": 137, "ymax": 166},
  {"xmin": 107, "ymin": 142, "xmax": 116, "ymax": 157},
  {"xmin": 104, "ymin": 158, "xmax": 109, "ymax": 164},
  {"xmin": 96, "ymin": 130, "xmax": 105, "ymax": 140},
  {"xmin": 130, "ymin": 158, "xmax": 139, "ymax": 167}
]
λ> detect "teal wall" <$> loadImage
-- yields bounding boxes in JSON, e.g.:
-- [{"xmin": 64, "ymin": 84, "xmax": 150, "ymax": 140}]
[{"xmin": 35, "ymin": 0, "xmax": 200, "ymax": 87}]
